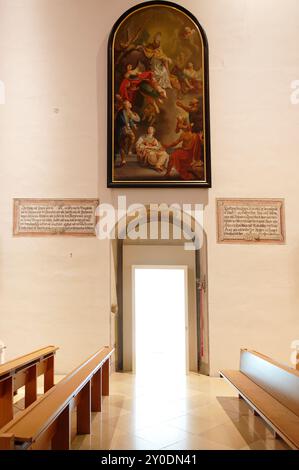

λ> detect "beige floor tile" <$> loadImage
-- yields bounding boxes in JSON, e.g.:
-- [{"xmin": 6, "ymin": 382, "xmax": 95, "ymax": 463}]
[
  {"xmin": 240, "ymin": 438, "xmax": 290, "ymax": 450},
  {"xmin": 188, "ymin": 402, "xmax": 239, "ymax": 422},
  {"xmin": 167, "ymin": 412, "xmax": 230, "ymax": 436},
  {"xmin": 163, "ymin": 434, "xmax": 234, "ymax": 450},
  {"xmin": 70, "ymin": 372, "xmax": 290, "ymax": 451},
  {"xmin": 174, "ymin": 393, "xmax": 216, "ymax": 412},
  {"xmin": 100, "ymin": 409, "xmax": 166, "ymax": 434},
  {"xmin": 98, "ymin": 403, "xmax": 130, "ymax": 420},
  {"xmin": 135, "ymin": 423, "xmax": 194, "ymax": 449},
  {"xmin": 73, "ymin": 430, "xmax": 155, "ymax": 451},
  {"xmin": 197, "ymin": 421, "xmax": 260, "ymax": 449},
  {"xmin": 216, "ymin": 396, "xmax": 252, "ymax": 417},
  {"xmin": 239, "ymin": 414, "xmax": 277, "ymax": 440},
  {"xmin": 109, "ymin": 433, "xmax": 158, "ymax": 450}
]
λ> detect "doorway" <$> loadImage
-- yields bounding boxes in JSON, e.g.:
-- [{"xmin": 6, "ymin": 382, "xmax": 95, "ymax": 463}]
[{"xmin": 132, "ymin": 266, "xmax": 188, "ymax": 378}]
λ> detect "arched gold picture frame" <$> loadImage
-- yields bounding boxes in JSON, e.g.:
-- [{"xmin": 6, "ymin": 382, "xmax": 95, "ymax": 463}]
[{"xmin": 108, "ymin": 1, "xmax": 211, "ymax": 188}]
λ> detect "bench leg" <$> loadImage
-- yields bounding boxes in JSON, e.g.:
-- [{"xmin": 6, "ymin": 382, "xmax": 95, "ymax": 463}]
[
  {"xmin": 77, "ymin": 381, "xmax": 91, "ymax": 434},
  {"xmin": 44, "ymin": 355, "xmax": 55, "ymax": 392},
  {"xmin": 0, "ymin": 433, "xmax": 14, "ymax": 450},
  {"xmin": 52, "ymin": 405, "xmax": 71, "ymax": 450},
  {"xmin": 0, "ymin": 377, "xmax": 13, "ymax": 427},
  {"xmin": 102, "ymin": 359, "xmax": 110, "ymax": 397},
  {"xmin": 91, "ymin": 368, "xmax": 102, "ymax": 412},
  {"xmin": 25, "ymin": 364, "xmax": 37, "ymax": 408}
]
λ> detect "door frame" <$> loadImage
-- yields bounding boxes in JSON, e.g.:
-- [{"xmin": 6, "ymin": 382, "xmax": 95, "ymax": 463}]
[{"xmin": 131, "ymin": 265, "xmax": 189, "ymax": 374}]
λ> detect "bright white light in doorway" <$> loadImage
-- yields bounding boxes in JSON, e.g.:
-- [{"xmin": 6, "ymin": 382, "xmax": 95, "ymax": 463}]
[{"xmin": 134, "ymin": 267, "xmax": 187, "ymax": 380}]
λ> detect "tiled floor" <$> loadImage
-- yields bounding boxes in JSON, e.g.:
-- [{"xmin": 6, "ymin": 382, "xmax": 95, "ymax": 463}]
[{"xmin": 71, "ymin": 372, "xmax": 290, "ymax": 450}]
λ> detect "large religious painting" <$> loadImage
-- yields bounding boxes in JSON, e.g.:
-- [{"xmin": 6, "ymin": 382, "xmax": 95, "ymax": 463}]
[{"xmin": 107, "ymin": 1, "xmax": 211, "ymax": 188}]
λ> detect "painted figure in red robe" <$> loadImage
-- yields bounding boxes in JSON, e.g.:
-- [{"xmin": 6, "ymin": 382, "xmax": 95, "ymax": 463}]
[{"xmin": 164, "ymin": 118, "xmax": 203, "ymax": 180}]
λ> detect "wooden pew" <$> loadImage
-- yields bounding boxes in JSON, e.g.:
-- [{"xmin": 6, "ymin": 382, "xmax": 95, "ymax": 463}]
[
  {"xmin": 0, "ymin": 346, "xmax": 114, "ymax": 450},
  {"xmin": 0, "ymin": 346, "xmax": 58, "ymax": 427},
  {"xmin": 220, "ymin": 349, "xmax": 299, "ymax": 450}
]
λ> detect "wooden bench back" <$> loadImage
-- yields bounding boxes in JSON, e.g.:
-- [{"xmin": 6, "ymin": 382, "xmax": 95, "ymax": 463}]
[
  {"xmin": 0, "ymin": 346, "xmax": 58, "ymax": 427},
  {"xmin": 0, "ymin": 346, "xmax": 58, "ymax": 380},
  {"xmin": 240, "ymin": 349, "xmax": 299, "ymax": 417}
]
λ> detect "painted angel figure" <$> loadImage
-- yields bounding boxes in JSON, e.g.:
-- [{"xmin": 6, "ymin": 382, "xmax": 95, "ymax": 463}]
[{"xmin": 141, "ymin": 32, "xmax": 173, "ymax": 90}]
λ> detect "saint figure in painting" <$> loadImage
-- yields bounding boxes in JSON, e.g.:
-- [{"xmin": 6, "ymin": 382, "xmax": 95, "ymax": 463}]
[
  {"xmin": 136, "ymin": 126, "xmax": 169, "ymax": 173},
  {"xmin": 141, "ymin": 32, "xmax": 173, "ymax": 90},
  {"xmin": 115, "ymin": 100, "xmax": 140, "ymax": 166},
  {"xmin": 164, "ymin": 117, "xmax": 203, "ymax": 181}
]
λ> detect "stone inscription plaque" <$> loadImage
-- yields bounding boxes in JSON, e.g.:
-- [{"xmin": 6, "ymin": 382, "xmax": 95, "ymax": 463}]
[
  {"xmin": 13, "ymin": 199, "xmax": 99, "ymax": 236},
  {"xmin": 217, "ymin": 199, "xmax": 285, "ymax": 244}
]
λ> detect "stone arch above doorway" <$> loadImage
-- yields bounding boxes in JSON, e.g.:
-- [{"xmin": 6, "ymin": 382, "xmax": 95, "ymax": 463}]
[{"xmin": 109, "ymin": 205, "xmax": 209, "ymax": 375}]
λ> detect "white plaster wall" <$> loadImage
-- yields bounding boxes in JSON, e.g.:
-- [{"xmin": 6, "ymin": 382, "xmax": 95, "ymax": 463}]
[
  {"xmin": 0, "ymin": 0, "xmax": 112, "ymax": 373},
  {"xmin": 0, "ymin": 0, "xmax": 298, "ymax": 374}
]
